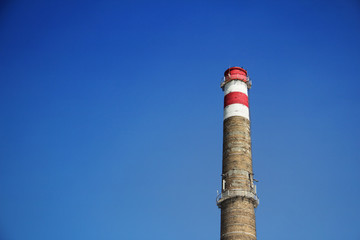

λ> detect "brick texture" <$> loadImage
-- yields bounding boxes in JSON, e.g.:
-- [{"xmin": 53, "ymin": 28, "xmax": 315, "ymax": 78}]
[{"xmin": 220, "ymin": 116, "xmax": 257, "ymax": 240}]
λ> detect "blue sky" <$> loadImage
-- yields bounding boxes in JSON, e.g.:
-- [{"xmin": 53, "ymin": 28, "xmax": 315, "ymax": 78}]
[{"xmin": 1, "ymin": 0, "xmax": 359, "ymax": 239}]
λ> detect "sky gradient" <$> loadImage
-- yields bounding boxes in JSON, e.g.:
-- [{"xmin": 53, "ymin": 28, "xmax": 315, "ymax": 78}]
[{"xmin": 1, "ymin": 0, "xmax": 360, "ymax": 239}]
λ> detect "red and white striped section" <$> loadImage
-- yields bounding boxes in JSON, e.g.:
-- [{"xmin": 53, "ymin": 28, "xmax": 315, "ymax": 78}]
[{"xmin": 223, "ymin": 80, "xmax": 249, "ymax": 120}]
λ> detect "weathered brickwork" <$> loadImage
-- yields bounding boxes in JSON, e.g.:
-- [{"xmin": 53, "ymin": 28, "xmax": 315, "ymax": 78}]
[
  {"xmin": 223, "ymin": 117, "xmax": 253, "ymax": 190},
  {"xmin": 220, "ymin": 116, "xmax": 257, "ymax": 240},
  {"xmin": 221, "ymin": 198, "xmax": 256, "ymax": 240}
]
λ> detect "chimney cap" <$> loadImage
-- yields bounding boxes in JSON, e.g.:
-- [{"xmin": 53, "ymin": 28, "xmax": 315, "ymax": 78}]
[{"xmin": 224, "ymin": 67, "xmax": 247, "ymax": 77}]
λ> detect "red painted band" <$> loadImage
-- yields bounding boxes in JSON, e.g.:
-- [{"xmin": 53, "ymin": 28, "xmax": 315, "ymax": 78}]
[{"xmin": 224, "ymin": 92, "xmax": 249, "ymax": 108}]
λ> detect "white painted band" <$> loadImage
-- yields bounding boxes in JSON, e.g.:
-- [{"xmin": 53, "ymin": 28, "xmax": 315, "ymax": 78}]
[
  {"xmin": 224, "ymin": 80, "xmax": 248, "ymax": 96},
  {"xmin": 224, "ymin": 104, "xmax": 249, "ymax": 120}
]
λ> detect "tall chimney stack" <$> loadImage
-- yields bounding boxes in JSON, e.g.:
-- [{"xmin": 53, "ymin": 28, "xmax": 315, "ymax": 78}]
[{"xmin": 217, "ymin": 67, "xmax": 259, "ymax": 240}]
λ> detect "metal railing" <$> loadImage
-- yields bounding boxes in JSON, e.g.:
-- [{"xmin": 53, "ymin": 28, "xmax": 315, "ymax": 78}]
[{"xmin": 220, "ymin": 76, "xmax": 252, "ymax": 89}]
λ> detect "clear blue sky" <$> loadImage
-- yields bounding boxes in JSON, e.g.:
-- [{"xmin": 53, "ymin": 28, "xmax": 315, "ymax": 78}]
[{"xmin": 1, "ymin": 0, "xmax": 360, "ymax": 239}]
